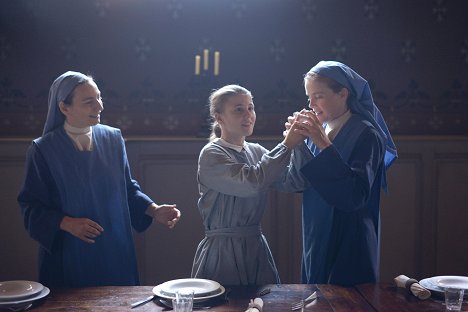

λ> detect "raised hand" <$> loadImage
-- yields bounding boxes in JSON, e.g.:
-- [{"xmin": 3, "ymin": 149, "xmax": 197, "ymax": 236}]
[
  {"xmin": 283, "ymin": 120, "xmax": 307, "ymax": 149},
  {"xmin": 293, "ymin": 110, "xmax": 332, "ymax": 150}
]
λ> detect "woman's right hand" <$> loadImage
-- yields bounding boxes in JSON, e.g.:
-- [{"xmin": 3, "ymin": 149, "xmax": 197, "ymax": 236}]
[{"xmin": 60, "ymin": 216, "xmax": 104, "ymax": 244}]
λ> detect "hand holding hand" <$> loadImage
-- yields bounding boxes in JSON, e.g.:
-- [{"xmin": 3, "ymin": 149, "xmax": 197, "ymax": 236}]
[
  {"xmin": 282, "ymin": 119, "xmax": 307, "ymax": 149},
  {"xmin": 293, "ymin": 111, "xmax": 332, "ymax": 150},
  {"xmin": 60, "ymin": 216, "xmax": 104, "ymax": 244},
  {"xmin": 147, "ymin": 203, "xmax": 181, "ymax": 229},
  {"xmin": 283, "ymin": 109, "xmax": 307, "ymax": 138}
]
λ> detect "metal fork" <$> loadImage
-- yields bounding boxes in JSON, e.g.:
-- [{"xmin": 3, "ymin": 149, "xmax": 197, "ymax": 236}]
[{"xmin": 291, "ymin": 291, "xmax": 318, "ymax": 311}]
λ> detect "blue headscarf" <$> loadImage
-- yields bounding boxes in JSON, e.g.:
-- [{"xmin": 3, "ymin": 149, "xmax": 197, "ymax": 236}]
[
  {"xmin": 309, "ymin": 61, "xmax": 397, "ymax": 188},
  {"xmin": 42, "ymin": 71, "xmax": 91, "ymax": 136},
  {"xmin": 309, "ymin": 61, "xmax": 397, "ymax": 169}
]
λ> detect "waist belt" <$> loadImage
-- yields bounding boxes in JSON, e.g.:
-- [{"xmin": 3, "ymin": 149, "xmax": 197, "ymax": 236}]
[{"xmin": 205, "ymin": 225, "xmax": 262, "ymax": 238}]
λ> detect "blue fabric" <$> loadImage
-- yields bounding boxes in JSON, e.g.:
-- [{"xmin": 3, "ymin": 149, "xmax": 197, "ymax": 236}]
[
  {"xmin": 43, "ymin": 71, "xmax": 89, "ymax": 136},
  {"xmin": 309, "ymin": 61, "xmax": 397, "ymax": 190},
  {"xmin": 18, "ymin": 125, "xmax": 153, "ymax": 287},
  {"xmin": 300, "ymin": 115, "xmax": 385, "ymax": 286}
]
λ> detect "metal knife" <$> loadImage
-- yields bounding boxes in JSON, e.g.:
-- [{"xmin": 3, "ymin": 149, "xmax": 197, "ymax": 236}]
[{"xmin": 130, "ymin": 295, "xmax": 155, "ymax": 309}]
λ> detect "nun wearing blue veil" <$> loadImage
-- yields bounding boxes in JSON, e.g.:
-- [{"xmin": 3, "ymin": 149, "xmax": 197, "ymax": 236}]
[
  {"xmin": 17, "ymin": 71, "xmax": 180, "ymax": 287},
  {"xmin": 285, "ymin": 61, "xmax": 397, "ymax": 286}
]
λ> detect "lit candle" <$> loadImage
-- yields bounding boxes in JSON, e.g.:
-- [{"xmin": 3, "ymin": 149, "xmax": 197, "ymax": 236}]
[
  {"xmin": 214, "ymin": 51, "xmax": 220, "ymax": 76},
  {"xmin": 195, "ymin": 55, "xmax": 200, "ymax": 75},
  {"xmin": 203, "ymin": 49, "xmax": 209, "ymax": 71}
]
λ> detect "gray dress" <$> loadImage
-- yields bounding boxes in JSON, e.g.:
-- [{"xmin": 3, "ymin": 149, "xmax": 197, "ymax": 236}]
[{"xmin": 191, "ymin": 138, "xmax": 295, "ymax": 285}]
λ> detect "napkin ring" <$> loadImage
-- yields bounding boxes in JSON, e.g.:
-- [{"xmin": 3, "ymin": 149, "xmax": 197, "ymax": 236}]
[
  {"xmin": 248, "ymin": 301, "xmax": 262, "ymax": 310},
  {"xmin": 405, "ymin": 278, "xmax": 418, "ymax": 291}
]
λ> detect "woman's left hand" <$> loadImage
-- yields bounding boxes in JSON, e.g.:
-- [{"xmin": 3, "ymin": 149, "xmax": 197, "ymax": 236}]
[{"xmin": 146, "ymin": 203, "xmax": 181, "ymax": 228}]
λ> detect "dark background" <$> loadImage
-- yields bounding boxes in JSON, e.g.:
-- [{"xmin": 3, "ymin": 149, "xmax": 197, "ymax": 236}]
[{"xmin": 1, "ymin": 0, "xmax": 467, "ymax": 138}]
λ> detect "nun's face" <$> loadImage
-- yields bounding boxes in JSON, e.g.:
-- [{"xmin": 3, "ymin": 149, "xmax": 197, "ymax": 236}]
[
  {"xmin": 59, "ymin": 81, "xmax": 103, "ymax": 128},
  {"xmin": 305, "ymin": 78, "xmax": 348, "ymax": 124}
]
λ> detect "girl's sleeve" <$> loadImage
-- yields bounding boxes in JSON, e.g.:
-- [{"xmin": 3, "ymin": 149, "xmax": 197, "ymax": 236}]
[
  {"xmin": 198, "ymin": 142, "xmax": 292, "ymax": 197},
  {"xmin": 273, "ymin": 141, "xmax": 313, "ymax": 192}
]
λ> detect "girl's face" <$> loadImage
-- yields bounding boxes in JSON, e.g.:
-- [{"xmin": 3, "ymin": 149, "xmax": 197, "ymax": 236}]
[
  {"xmin": 217, "ymin": 93, "xmax": 256, "ymax": 145},
  {"xmin": 59, "ymin": 81, "xmax": 104, "ymax": 128},
  {"xmin": 305, "ymin": 78, "xmax": 348, "ymax": 124}
]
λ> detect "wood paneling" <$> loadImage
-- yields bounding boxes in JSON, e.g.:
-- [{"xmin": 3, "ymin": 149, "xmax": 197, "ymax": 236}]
[
  {"xmin": 0, "ymin": 147, "xmax": 38, "ymax": 281},
  {"xmin": 435, "ymin": 157, "xmax": 468, "ymax": 275},
  {"xmin": 380, "ymin": 155, "xmax": 423, "ymax": 281}
]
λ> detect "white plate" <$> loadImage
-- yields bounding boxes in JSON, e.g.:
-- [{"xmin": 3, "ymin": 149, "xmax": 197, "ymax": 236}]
[
  {"xmin": 420, "ymin": 277, "xmax": 468, "ymax": 297},
  {"xmin": 0, "ymin": 286, "xmax": 50, "ymax": 308},
  {"xmin": 0, "ymin": 280, "xmax": 44, "ymax": 301},
  {"xmin": 153, "ymin": 278, "xmax": 225, "ymax": 302},
  {"xmin": 155, "ymin": 278, "xmax": 221, "ymax": 297},
  {"xmin": 433, "ymin": 276, "xmax": 468, "ymax": 289},
  {"xmin": 419, "ymin": 277, "xmax": 446, "ymax": 295}
]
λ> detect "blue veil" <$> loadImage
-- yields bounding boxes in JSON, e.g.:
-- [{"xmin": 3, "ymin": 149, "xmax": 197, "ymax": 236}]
[
  {"xmin": 309, "ymin": 61, "xmax": 397, "ymax": 189},
  {"xmin": 42, "ymin": 71, "xmax": 90, "ymax": 136}
]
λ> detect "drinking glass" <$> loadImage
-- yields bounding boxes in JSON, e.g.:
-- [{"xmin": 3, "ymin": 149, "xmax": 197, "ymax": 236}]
[
  {"xmin": 172, "ymin": 290, "xmax": 194, "ymax": 312},
  {"xmin": 444, "ymin": 287, "xmax": 464, "ymax": 311}
]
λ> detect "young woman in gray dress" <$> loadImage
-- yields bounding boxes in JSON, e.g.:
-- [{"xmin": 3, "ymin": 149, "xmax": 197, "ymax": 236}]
[{"xmin": 191, "ymin": 84, "xmax": 305, "ymax": 285}]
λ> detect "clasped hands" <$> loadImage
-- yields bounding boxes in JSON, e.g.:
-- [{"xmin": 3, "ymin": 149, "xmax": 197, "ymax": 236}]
[
  {"xmin": 284, "ymin": 109, "xmax": 332, "ymax": 150},
  {"xmin": 60, "ymin": 203, "xmax": 181, "ymax": 244}
]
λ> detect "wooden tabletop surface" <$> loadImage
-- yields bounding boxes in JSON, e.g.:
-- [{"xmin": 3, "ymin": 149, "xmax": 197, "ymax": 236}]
[{"xmin": 9, "ymin": 283, "xmax": 465, "ymax": 311}]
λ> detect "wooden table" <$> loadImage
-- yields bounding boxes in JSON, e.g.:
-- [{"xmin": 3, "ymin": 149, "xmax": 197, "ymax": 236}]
[{"xmin": 13, "ymin": 283, "xmax": 466, "ymax": 311}]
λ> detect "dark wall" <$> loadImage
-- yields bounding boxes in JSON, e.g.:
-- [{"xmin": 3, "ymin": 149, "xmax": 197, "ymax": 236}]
[{"xmin": 1, "ymin": 0, "xmax": 467, "ymax": 138}]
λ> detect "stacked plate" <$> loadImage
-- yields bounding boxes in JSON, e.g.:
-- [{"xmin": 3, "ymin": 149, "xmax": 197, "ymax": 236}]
[
  {"xmin": 0, "ymin": 280, "xmax": 50, "ymax": 310},
  {"xmin": 153, "ymin": 278, "xmax": 225, "ymax": 302},
  {"xmin": 419, "ymin": 275, "xmax": 468, "ymax": 297},
  {"xmin": 153, "ymin": 278, "xmax": 225, "ymax": 307}
]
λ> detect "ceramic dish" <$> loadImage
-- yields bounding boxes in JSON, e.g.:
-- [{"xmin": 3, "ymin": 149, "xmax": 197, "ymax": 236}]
[
  {"xmin": 0, "ymin": 280, "xmax": 44, "ymax": 301},
  {"xmin": 0, "ymin": 286, "xmax": 50, "ymax": 309},
  {"xmin": 153, "ymin": 278, "xmax": 222, "ymax": 298},
  {"xmin": 420, "ymin": 278, "xmax": 468, "ymax": 298},
  {"xmin": 433, "ymin": 276, "xmax": 468, "ymax": 289},
  {"xmin": 153, "ymin": 282, "xmax": 225, "ymax": 302}
]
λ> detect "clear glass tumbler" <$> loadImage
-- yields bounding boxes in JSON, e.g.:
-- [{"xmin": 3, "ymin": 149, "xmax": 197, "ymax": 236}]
[{"xmin": 444, "ymin": 287, "xmax": 464, "ymax": 311}]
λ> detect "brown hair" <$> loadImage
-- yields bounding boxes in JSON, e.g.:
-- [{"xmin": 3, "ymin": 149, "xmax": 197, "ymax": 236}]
[
  {"xmin": 304, "ymin": 71, "xmax": 345, "ymax": 94},
  {"xmin": 207, "ymin": 84, "xmax": 252, "ymax": 141}
]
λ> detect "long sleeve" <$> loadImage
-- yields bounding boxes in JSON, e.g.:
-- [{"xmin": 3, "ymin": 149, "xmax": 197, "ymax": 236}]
[
  {"xmin": 119, "ymin": 135, "xmax": 153, "ymax": 232},
  {"xmin": 300, "ymin": 128, "xmax": 384, "ymax": 212},
  {"xmin": 17, "ymin": 143, "xmax": 65, "ymax": 253},
  {"xmin": 198, "ymin": 142, "xmax": 291, "ymax": 198},
  {"xmin": 273, "ymin": 141, "xmax": 313, "ymax": 193}
]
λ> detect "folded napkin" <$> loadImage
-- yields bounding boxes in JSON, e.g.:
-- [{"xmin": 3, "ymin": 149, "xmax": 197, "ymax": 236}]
[
  {"xmin": 394, "ymin": 275, "xmax": 431, "ymax": 300},
  {"xmin": 245, "ymin": 298, "xmax": 263, "ymax": 312}
]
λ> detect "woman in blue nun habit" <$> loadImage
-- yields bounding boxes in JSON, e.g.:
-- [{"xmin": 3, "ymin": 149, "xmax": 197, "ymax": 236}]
[
  {"xmin": 285, "ymin": 61, "xmax": 397, "ymax": 286},
  {"xmin": 17, "ymin": 71, "xmax": 181, "ymax": 287}
]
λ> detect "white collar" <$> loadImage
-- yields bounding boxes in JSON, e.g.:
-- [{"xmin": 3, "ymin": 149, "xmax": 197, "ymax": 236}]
[
  {"xmin": 325, "ymin": 110, "xmax": 352, "ymax": 138},
  {"xmin": 63, "ymin": 121, "xmax": 91, "ymax": 135},
  {"xmin": 214, "ymin": 138, "xmax": 245, "ymax": 153}
]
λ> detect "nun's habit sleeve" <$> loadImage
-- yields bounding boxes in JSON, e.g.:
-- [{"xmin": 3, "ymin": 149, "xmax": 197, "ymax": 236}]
[
  {"xmin": 300, "ymin": 126, "xmax": 384, "ymax": 212},
  {"xmin": 17, "ymin": 143, "xmax": 65, "ymax": 253},
  {"xmin": 120, "ymin": 135, "xmax": 153, "ymax": 232}
]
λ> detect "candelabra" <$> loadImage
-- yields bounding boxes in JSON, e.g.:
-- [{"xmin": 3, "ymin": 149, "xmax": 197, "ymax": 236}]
[{"xmin": 190, "ymin": 49, "xmax": 222, "ymax": 137}]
